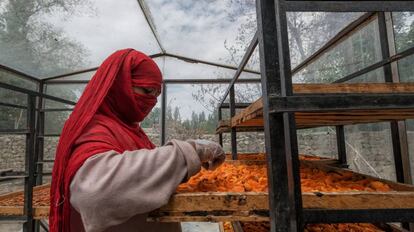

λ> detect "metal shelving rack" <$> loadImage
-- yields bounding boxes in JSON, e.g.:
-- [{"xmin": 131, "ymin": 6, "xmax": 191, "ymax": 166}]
[
  {"xmin": 216, "ymin": 1, "xmax": 414, "ymax": 231},
  {"xmin": 0, "ymin": 78, "xmax": 76, "ymax": 232},
  {"xmin": 1, "ymin": 1, "xmax": 414, "ymax": 232}
]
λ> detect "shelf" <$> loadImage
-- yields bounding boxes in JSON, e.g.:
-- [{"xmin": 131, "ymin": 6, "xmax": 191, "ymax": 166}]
[
  {"xmin": 217, "ymin": 83, "xmax": 414, "ymax": 133},
  {"xmin": 149, "ymin": 160, "xmax": 414, "ymax": 222},
  {"xmin": 220, "ymin": 221, "xmax": 407, "ymax": 232},
  {"xmin": 0, "ymin": 184, "xmax": 49, "ymax": 219},
  {"xmin": 2, "ymin": 160, "xmax": 413, "ymax": 222}
]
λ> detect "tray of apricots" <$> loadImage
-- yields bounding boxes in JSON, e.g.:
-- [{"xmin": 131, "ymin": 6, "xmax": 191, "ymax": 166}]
[
  {"xmin": 219, "ymin": 221, "xmax": 407, "ymax": 232},
  {"xmin": 225, "ymin": 153, "xmax": 340, "ymax": 166},
  {"xmin": 0, "ymin": 184, "xmax": 50, "ymax": 218},
  {"xmin": 148, "ymin": 159, "xmax": 414, "ymax": 222}
]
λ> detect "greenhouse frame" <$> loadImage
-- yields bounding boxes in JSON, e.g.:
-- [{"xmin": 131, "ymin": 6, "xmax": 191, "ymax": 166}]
[{"xmin": 1, "ymin": 0, "xmax": 414, "ymax": 232}]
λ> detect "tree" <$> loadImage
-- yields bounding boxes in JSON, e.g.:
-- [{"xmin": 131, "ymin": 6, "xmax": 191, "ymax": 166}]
[
  {"xmin": 392, "ymin": 12, "xmax": 414, "ymax": 82},
  {"xmin": 191, "ymin": 3, "xmax": 362, "ymax": 117},
  {"xmin": 141, "ymin": 107, "xmax": 160, "ymax": 128},
  {"xmin": 0, "ymin": 0, "xmax": 93, "ymax": 131},
  {"xmin": 173, "ymin": 106, "xmax": 181, "ymax": 122},
  {"xmin": 0, "ymin": 0, "xmax": 92, "ymax": 77},
  {"xmin": 198, "ymin": 111, "xmax": 206, "ymax": 122}
]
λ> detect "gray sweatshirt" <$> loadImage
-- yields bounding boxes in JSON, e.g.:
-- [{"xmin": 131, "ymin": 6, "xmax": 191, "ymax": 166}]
[{"xmin": 69, "ymin": 139, "xmax": 202, "ymax": 232}]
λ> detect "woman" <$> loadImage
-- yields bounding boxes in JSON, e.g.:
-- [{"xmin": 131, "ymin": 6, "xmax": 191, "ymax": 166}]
[{"xmin": 50, "ymin": 49, "xmax": 225, "ymax": 232}]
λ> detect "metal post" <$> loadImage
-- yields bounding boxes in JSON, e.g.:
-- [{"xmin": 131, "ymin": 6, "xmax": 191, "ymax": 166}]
[
  {"xmin": 384, "ymin": 12, "xmax": 414, "ymax": 231},
  {"xmin": 230, "ymin": 86, "xmax": 237, "ymax": 159},
  {"xmin": 160, "ymin": 83, "xmax": 166, "ymax": 145},
  {"xmin": 256, "ymin": 0, "xmax": 303, "ymax": 231},
  {"xmin": 34, "ymin": 82, "xmax": 44, "ymax": 232},
  {"xmin": 378, "ymin": 12, "xmax": 409, "ymax": 184},
  {"xmin": 23, "ymin": 95, "xmax": 36, "ymax": 232},
  {"xmin": 35, "ymin": 82, "xmax": 45, "ymax": 186},
  {"xmin": 218, "ymin": 106, "xmax": 223, "ymax": 147},
  {"xmin": 336, "ymin": 125, "xmax": 347, "ymax": 167}
]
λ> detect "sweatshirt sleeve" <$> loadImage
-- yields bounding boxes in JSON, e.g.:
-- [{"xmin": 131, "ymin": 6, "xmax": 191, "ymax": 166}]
[{"xmin": 69, "ymin": 139, "xmax": 201, "ymax": 232}]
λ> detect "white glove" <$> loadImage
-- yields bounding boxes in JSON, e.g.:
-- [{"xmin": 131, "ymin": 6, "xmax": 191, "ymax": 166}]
[{"xmin": 187, "ymin": 139, "xmax": 225, "ymax": 170}]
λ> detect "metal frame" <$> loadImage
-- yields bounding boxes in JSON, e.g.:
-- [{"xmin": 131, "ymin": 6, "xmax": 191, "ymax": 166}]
[
  {"xmin": 1, "ymin": 1, "xmax": 414, "ymax": 232},
  {"xmin": 0, "ymin": 81, "xmax": 76, "ymax": 232},
  {"xmin": 216, "ymin": 1, "xmax": 414, "ymax": 231},
  {"xmin": 41, "ymin": 53, "xmax": 259, "ymax": 83}
]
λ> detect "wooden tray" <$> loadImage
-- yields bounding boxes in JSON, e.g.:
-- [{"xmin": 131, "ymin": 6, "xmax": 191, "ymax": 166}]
[
  {"xmin": 216, "ymin": 83, "xmax": 414, "ymax": 133},
  {"xmin": 219, "ymin": 221, "xmax": 409, "ymax": 232},
  {"xmin": 0, "ymin": 184, "xmax": 49, "ymax": 219},
  {"xmin": 225, "ymin": 153, "xmax": 340, "ymax": 166},
  {"xmin": 148, "ymin": 161, "xmax": 414, "ymax": 222},
  {"xmin": 1, "ymin": 160, "xmax": 413, "ymax": 222}
]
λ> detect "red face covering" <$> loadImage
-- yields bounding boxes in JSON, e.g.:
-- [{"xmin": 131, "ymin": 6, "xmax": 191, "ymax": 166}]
[
  {"xmin": 130, "ymin": 59, "xmax": 161, "ymax": 122},
  {"xmin": 49, "ymin": 49, "xmax": 162, "ymax": 232}
]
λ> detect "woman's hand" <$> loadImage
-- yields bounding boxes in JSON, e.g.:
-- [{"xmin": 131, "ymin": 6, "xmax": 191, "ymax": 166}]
[{"xmin": 187, "ymin": 139, "xmax": 225, "ymax": 170}]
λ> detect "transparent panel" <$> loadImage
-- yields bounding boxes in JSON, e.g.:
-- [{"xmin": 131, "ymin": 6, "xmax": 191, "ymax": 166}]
[
  {"xmin": 162, "ymin": 57, "xmax": 260, "ymax": 80},
  {"xmin": 44, "ymin": 137, "xmax": 59, "ymax": 162},
  {"xmin": 292, "ymin": 17, "xmax": 383, "ymax": 84},
  {"xmin": 45, "ymin": 111, "xmax": 70, "ymax": 134},
  {"xmin": 397, "ymin": 54, "xmax": 414, "ymax": 82},
  {"xmin": 345, "ymin": 68, "xmax": 385, "ymax": 83},
  {"xmin": 145, "ymin": 0, "xmax": 257, "ymax": 65},
  {"xmin": 297, "ymin": 127, "xmax": 337, "ymax": 158},
  {"xmin": 0, "ymin": 0, "xmax": 160, "ymax": 78},
  {"xmin": 234, "ymin": 83, "xmax": 261, "ymax": 103},
  {"xmin": 345, "ymin": 122, "xmax": 396, "ymax": 181},
  {"xmin": 44, "ymin": 83, "xmax": 86, "ymax": 108},
  {"xmin": 48, "ymin": 57, "xmax": 164, "ymax": 82},
  {"xmin": 165, "ymin": 84, "xmax": 221, "ymax": 142},
  {"xmin": 0, "ymin": 179, "xmax": 24, "ymax": 196},
  {"xmin": 222, "ymin": 132, "xmax": 265, "ymax": 154},
  {"xmin": 0, "ymin": 68, "xmax": 38, "ymax": 91},
  {"xmin": 0, "ymin": 222, "xmax": 24, "ymax": 232},
  {"xmin": 141, "ymin": 97, "xmax": 161, "ymax": 146},
  {"xmin": 287, "ymin": 12, "xmax": 364, "ymax": 68},
  {"xmin": 0, "ymin": 106, "xmax": 26, "ymax": 130},
  {"xmin": 0, "ymin": 87, "xmax": 27, "ymax": 107},
  {"xmin": 406, "ymin": 120, "xmax": 414, "ymax": 180},
  {"xmin": 43, "ymin": 136, "xmax": 59, "ymax": 173},
  {"xmin": 392, "ymin": 12, "xmax": 414, "ymax": 53},
  {"xmin": 245, "ymin": 46, "xmax": 260, "ymax": 72},
  {"xmin": 0, "ymin": 135, "xmax": 25, "ymax": 173},
  {"xmin": 48, "ymin": 70, "xmax": 96, "ymax": 82}
]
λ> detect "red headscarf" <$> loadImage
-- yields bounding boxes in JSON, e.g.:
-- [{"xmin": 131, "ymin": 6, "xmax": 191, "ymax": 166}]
[{"xmin": 49, "ymin": 49, "xmax": 162, "ymax": 232}]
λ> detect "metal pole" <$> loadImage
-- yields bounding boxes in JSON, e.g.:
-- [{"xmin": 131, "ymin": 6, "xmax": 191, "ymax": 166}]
[
  {"xmin": 160, "ymin": 83, "xmax": 166, "ymax": 145},
  {"xmin": 385, "ymin": 12, "xmax": 412, "ymax": 185},
  {"xmin": 378, "ymin": 12, "xmax": 407, "ymax": 184},
  {"xmin": 284, "ymin": 1, "xmax": 414, "ymax": 12},
  {"xmin": 34, "ymin": 82, "xmax": 44, "ymax": 232},
  {"xmin": 256, "ymin": 0, "xmax": 303, "ymax": 231},
  {"xmin": 336, "ymin": 125, "xmax": 347, "ymax": 167},
  {"xmin": 218, "ymin": 33, "xmax": 258, "ymax": 107},
  {"xmin": 384, "ymin": 12, "xmax": 413, "ymax": 231},
  {"xmin": 230, "ymin": 86, "xmax": 237, "ymax": 159},
  {"xmin": 23, "ymin": 95, "xmax": 36, "ymax": 232},
  {"xmin": 218, "ymin": 106, "xmax": 223, "ymax": 147},
  {"xmin": 34, "ymin": 82, "xmax": 45, "ymax": 186}
]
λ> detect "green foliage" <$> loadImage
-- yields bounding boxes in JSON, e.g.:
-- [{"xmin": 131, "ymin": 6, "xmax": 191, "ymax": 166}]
[
  {"xmin": 0, "ymin": 0, "xmax": 91, "ymax": 131},
  {"xmin": 393, "ymin": 12, "xmax": 414, "ymax": 82},
  {"xmin": 0, "ymin": 0, "xmax": 92, "ymax": 77}
]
